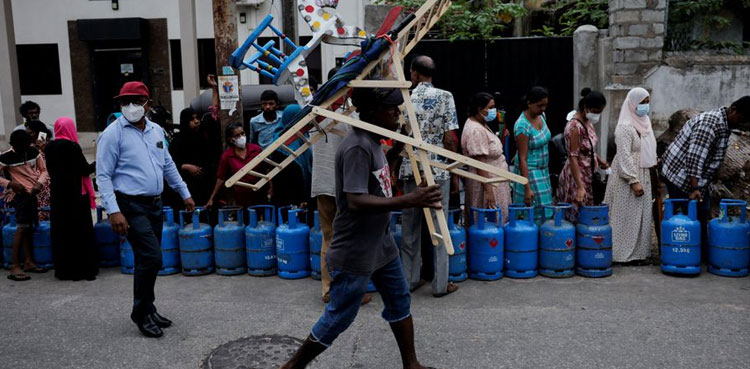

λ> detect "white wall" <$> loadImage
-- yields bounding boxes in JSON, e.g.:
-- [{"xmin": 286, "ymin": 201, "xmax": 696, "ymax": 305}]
[
  {"xmin": 10, "ymin": 0, "xmax": 369, "ymax": 128},
  {"xmin": 645, "ymin": 58, "xmax": 750, "ymax": 131}
]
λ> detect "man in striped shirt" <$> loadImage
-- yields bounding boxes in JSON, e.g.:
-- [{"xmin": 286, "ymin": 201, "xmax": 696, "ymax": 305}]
[{"xmin": 661, "ymin": 96, "xmax": 750, "ymax": 250}]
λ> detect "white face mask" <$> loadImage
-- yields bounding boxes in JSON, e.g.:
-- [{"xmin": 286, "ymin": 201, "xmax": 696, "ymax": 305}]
[
  {"xmin": 233, "ymin": 136, "xmax": 247, "ymax": 148},
  {"xmin": 121, "ymin": 103, "xmax": 146, "ymax": 123},
  {"xmin": 586, "ymin": 112, "xmax": 601, "ymax": 124}
]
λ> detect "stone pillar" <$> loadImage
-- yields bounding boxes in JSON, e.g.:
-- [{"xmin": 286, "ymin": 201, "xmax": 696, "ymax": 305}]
[
  {"xmin": 0, "ymin": 0, "xmax": 21, "ymax": 144},
  {"xmin": 601, "ymin": 0, "xmax": 667, "ymax": 159},
  {"xmin": 573, "ymin": 25, "xmax": 600, "ymax": 107},
  {"xmin": 608, "ymin": 0, "xmax": 667, "ymax": 85},
  {"xmin": 180, "ymin": 0, "xmax": 200, "ymax": 107}
]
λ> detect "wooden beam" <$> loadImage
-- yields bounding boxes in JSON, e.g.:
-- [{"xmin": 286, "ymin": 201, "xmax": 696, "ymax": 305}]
[
  {"xmin": 347, "ymin": 80, "xmax": 412, "ymax": 89},
  {"xmin": 312, "ymin": 107, "xmax": 528, "ymax": 185}
]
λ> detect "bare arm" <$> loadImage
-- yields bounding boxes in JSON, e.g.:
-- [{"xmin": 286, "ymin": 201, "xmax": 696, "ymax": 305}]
[
  {"xmin": 346, "ymin": 184, "xmax": 442, "ymax": 213},
  {"xmin": 567, "ymin": 128, "xmax": 585, "ymax": 190}
]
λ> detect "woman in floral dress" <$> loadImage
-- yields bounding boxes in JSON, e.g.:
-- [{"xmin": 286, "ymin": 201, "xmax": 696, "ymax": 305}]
[
  {"xmin": 556, "ymin": 89, "xmax": 608, "ymax": 221},
  {"xmin": 604, "ymin": 87, "xmax": 657, "ymax": 263},
  {"xmin": 461, "ymin": 92, "xmax": 512, "ymax": 224}
]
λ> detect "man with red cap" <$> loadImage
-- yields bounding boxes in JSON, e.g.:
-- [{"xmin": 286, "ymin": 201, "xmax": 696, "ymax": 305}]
[{"xmin": 97, "ymin": 81, "xmax": 195, "ymax": 338}]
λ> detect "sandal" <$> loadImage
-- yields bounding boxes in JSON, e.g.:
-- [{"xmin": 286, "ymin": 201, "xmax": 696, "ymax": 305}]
[
  {"xmin": 8, "ymin": 273, "xmax": 31, "ymax": 281},
  {"xmin": 24, "ymin": 266, "xmax": 47, "ymax": 274},
  {"xmin": 433, "ymin": 283, "xmax": 459, "ymax": 298},
  {"xmin": 410, "ymin": 279, "xmax": 427, "ymax": 293},
  {"xmin": 360, "ymin": 294, "xmax": 372, "ymax": 306}
]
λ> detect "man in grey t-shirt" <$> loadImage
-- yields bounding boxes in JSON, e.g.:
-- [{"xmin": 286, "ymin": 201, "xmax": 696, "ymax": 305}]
[{"xmin": 281, "ymin": 87, "xmax": 442, "ymax": 369}]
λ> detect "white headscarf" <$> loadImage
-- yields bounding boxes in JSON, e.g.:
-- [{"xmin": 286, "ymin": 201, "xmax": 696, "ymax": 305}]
[{"xmin": 617, "ymin": 87, "xmax": 657, "ymax": 168}]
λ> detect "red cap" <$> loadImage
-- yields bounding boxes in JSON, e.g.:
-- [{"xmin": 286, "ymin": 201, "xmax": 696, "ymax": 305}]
[{"xmin": 114, "ymin": 81, "xmax": 150, "ymax": 99}]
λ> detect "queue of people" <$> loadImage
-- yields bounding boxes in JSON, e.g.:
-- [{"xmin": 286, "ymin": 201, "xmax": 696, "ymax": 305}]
[{"xmin": 1, "ymin": 59, "xmax": 749, "ymax": 344}]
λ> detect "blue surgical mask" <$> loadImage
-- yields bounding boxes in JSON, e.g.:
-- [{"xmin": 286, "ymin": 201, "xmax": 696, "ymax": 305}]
[
  {"xmin": 636, "ymin": 103, "xmax": 650, "ymax": 117},
  {"xmin": 483, "ymin": 108, "xmax": 497, "ymax": 122}
]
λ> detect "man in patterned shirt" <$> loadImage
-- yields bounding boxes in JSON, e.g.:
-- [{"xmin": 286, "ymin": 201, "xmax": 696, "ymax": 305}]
[
  {"xmin": 662, "ymin": 96, "xmax": 750, "ymax": 248},
  {"xmin": 396, "ymin": 55, "xmax": 460, "ymax": 297}
]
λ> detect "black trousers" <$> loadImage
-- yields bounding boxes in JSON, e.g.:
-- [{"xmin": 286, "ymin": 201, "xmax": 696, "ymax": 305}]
[{"xmin": 117, "ymin": 194, "xmax": 163, "ymax": 322}]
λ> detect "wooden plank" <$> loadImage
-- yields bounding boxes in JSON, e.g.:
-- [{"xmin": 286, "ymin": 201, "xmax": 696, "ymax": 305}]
[
  {"xmin": 313, "ymin": 107, "xmax": 528, "ymax": 185},
  {"xmin": 263, "ymin": 158, "xmax": 282, "ymax": 168},
  {"xmin": 248, "ymin": 170, "xmax": 269, "ymax": 179},
  {"xmin": 347, "ymin": 80, "xmax": 412, "ymax": 88},
  {"xmin": 234, "ymin": 181, "xmax": 258, "ymax": 190},
  {"xmin": 444, "ymin": 161, "xmax": 462, "ymax": 171},
  {"xmin": 295, "ymin": 131, "xmax": 312, "ymax": 145},
  {"xmin": 279, "ymin": 144, "xmax": 297, "ymax": 157}
]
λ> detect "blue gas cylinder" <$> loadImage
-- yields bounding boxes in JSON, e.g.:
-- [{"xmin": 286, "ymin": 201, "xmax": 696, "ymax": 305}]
[
  {"xmin": 214, "ymin": 207, "xmax": 247, "ymax": 276},
  {"xmin": 448, "ymin": 209, "xmax": 468, "ymax": 282},
  {"xmin": 468, "ymin": 208, "xmax": 504, "ymax": 281},
  {"xmin": 539, "ymin": 204, "xmax": 576, "ymax": 278},
  {"xmin": 576, "ymin": 205, "xmax": 613, "ymax": 278},
  {"xmin": 276, "ymin": 207, "xmax": 311, "ymax": 279},
  {"xmin": 32, "ymin": 207, "xmax": 52, "ymax": 269},
  {"xmin": 661, "ymin": 199, "xmax": 701, "ymax": 275},
  {"xmin": 708, "ymin": 199, "xmax": 749, "ymax": 277},
  {"xmin": 2, "ymin": 209, "xmax": 21, "ymax": 269},
  {"xmin": 246, "ymin": 205, "xmax": 277, "ymax": 276},
  {"xmin": 158, "ymin": 207, "xmax": 181, "ymax": 276},
  {"xmin": 504, "ymin": 205, "xmax": 538, "ymax": 279},
  {"xmin": 179, "ymin": 208, "xmax": 215, "ymax": 276},
  {"xmin": 309, "ymin": 211, "xmax": 323, "ymax": 280},
  {"xmin": 120, "ymin": 237, "xmax": 135, "ymax": 274},
  {"xmin": 391, "ymin": 212, "xmax": 403, "ymax": 250},
  {"xmin": 94, "ymin": 207, "xmax": 120, "ymax": 267}
]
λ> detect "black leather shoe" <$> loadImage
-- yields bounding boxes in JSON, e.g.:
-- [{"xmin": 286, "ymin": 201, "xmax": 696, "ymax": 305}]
[
  {"xmin": 151, "ymin": 312, "xmax": 173, "ymax": 328},
  {"xmin": 134, "ymin": 315, "xmax": 164, "ymax": 338}
]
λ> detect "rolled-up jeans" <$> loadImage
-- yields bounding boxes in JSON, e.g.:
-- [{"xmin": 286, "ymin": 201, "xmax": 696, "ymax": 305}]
[
  {"xmin": 401, "ymin": 179, "xmax": 450, "ymax": 294},
  {"xmin": 311, "ymin": 256, "xmax": 411, "ymax": 346}
]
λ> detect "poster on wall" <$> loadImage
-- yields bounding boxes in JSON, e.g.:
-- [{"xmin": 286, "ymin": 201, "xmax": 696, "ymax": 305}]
[{"xmin": 218, "ymin": 75, "xmax": 240, "ymax": 113}]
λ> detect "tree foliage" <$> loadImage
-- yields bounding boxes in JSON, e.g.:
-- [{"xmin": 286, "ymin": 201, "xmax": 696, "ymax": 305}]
[
  {"xmin": 532, "ymin": 0, "xmax": 608, "ymax": 36},
  {"xmin": 375, "ymin": 0, "xmax": 527, "ymax": 41}
]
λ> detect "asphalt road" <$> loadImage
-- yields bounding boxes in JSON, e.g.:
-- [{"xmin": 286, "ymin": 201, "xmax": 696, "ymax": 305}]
[{"xmin": 1, "ymin": 265, "xmax": 748, "ymax": 369}]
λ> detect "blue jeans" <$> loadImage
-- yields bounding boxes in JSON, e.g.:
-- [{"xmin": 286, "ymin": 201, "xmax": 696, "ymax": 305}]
[{"xmin": 311, "ymin": 256, "xmax": 411, "ymax": 347}]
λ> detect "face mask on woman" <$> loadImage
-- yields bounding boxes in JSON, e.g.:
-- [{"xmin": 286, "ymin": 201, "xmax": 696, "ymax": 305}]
[
  {"xmin": 586, "ymin": 112, "xmax": 601, "ymax": 124},
  {"xmin": 636, "ymin": 103, "xmax": 650, "ymax": 117},
  {"xmin": 233, "ymin": 136, "xmax": 247, "ymax": 148},
  {"xmin": 121, "ymin": 103, "xmax": 146, "ymax": 123},
  {"xmin": 483, "ymin": 108, "xmax": 497, "ymax": 122}
]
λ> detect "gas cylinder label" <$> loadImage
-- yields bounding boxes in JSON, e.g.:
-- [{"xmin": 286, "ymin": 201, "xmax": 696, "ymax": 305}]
[
  {"xmin": 263, "ymin": 238, "xmax": 274, "ymax": 249},
  {"xmin": 276, "ymin": 237, "xmax": 284, "ymax": 251},
  {"xmin": 488, "ymin": 256, "xmax": 498, "ymax": 263},
  {"xmin": 671, "ymin": 226, "xmax": 690, "ymax": 243},
  {"xmin": 671, "ymin": 247, "xmax": 691, "ymax": 254}
]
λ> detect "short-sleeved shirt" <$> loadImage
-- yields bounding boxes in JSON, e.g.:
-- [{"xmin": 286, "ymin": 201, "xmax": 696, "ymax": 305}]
[
  {"xmin": 216, "ymin": 144, "xmax": 263, "ymax": 206},
  {"xmin": 249, "ymin": 111, "xmax": 283, "ymax": 148},
  {"xmin": 326, "ymin": 128, "xmax": 398, "ymax": 275},
  {"xmin": 399, "ymin": 82, "xmax": 459, "ymax": 181}
]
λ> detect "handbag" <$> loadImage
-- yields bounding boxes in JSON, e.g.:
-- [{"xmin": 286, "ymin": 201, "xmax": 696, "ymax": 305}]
[{"xmin": 571, "ymin": 118, "xmax": 607, "ymax": 204}]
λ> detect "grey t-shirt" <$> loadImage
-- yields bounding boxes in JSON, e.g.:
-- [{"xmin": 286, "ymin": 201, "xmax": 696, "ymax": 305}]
[
  {"xmin": 326, "ymin": 128, "xmax": 398, "ymax": 275},
  {"xmin": 311, "ymin": 117, "xmax": 351, "ymax": 198}
]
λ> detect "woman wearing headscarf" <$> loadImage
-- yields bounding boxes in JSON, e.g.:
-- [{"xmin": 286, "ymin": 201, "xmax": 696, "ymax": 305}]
[
  {"xmin": 44, "ymin": 117, "xmax": 98, "ymax": 281},
  {"xmin": 269, "ymin": 104, "xmax": 313, "ymax": 208},
  {"xmin": 168, "ymin": 107, "xmax": 221, "ymax": 207},
  {"xmin": 603, "ymin": 88, "xmax": 657, "ymax": 264}
]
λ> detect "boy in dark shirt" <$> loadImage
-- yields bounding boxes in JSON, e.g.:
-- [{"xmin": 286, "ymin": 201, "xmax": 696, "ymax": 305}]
[{"xmin": 280, "ymin": 87, "xmax": 442, "ymax": 369}]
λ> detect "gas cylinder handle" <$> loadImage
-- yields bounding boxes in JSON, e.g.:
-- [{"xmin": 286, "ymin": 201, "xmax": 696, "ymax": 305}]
[
  {"xmin": 249, "ymin": 205, "xmax": 275, "ymax": 225},
  {"xmin": 720, "ymin": 199, "xmax": 748, "ymax": 223},
  {"xmin": 237, "ymin": 208, "xmax": 244, "ymax": 226},
  {"xmin": 164, "ymin": 207, "xmax": 175, "ymax": 226},
  {"xmin": 218, "ymin": 208, "xmax": 227, "ymax": 227},
  {"xmin": 179, "ymin": 210, "xmax": 187, "ymax": 228},
  {"xmin": 313, "ymin": 211, "xmax": 320, "ymax": 231},
  {"xmin": 277, "ymin": 205, "xmax": 292, "ymax": 226},
  {"xmin": 289, "ymin": 209, "xmax": 303, "ymax": 228},
  {"xmin": 471, "ymin": 207, "xmax": 485, "ymax": 229},
  {"xmin": 249, "ymin": 208, "xmax": 259, "ymax": 228},
  {"xmin": 508, "ymin": 206, "xmax": 517, "ymax": 227}
]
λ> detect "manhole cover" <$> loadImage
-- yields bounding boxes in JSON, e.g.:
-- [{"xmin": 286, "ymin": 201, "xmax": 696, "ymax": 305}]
[{"xmin": 202, "ymin": 335, "xmax": 304, "ymax": 369}]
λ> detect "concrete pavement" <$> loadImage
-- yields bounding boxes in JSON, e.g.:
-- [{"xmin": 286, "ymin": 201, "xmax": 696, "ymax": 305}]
[{"xmin": 1, "ymin": 265, "xmax": 748, "ymax": 369}]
